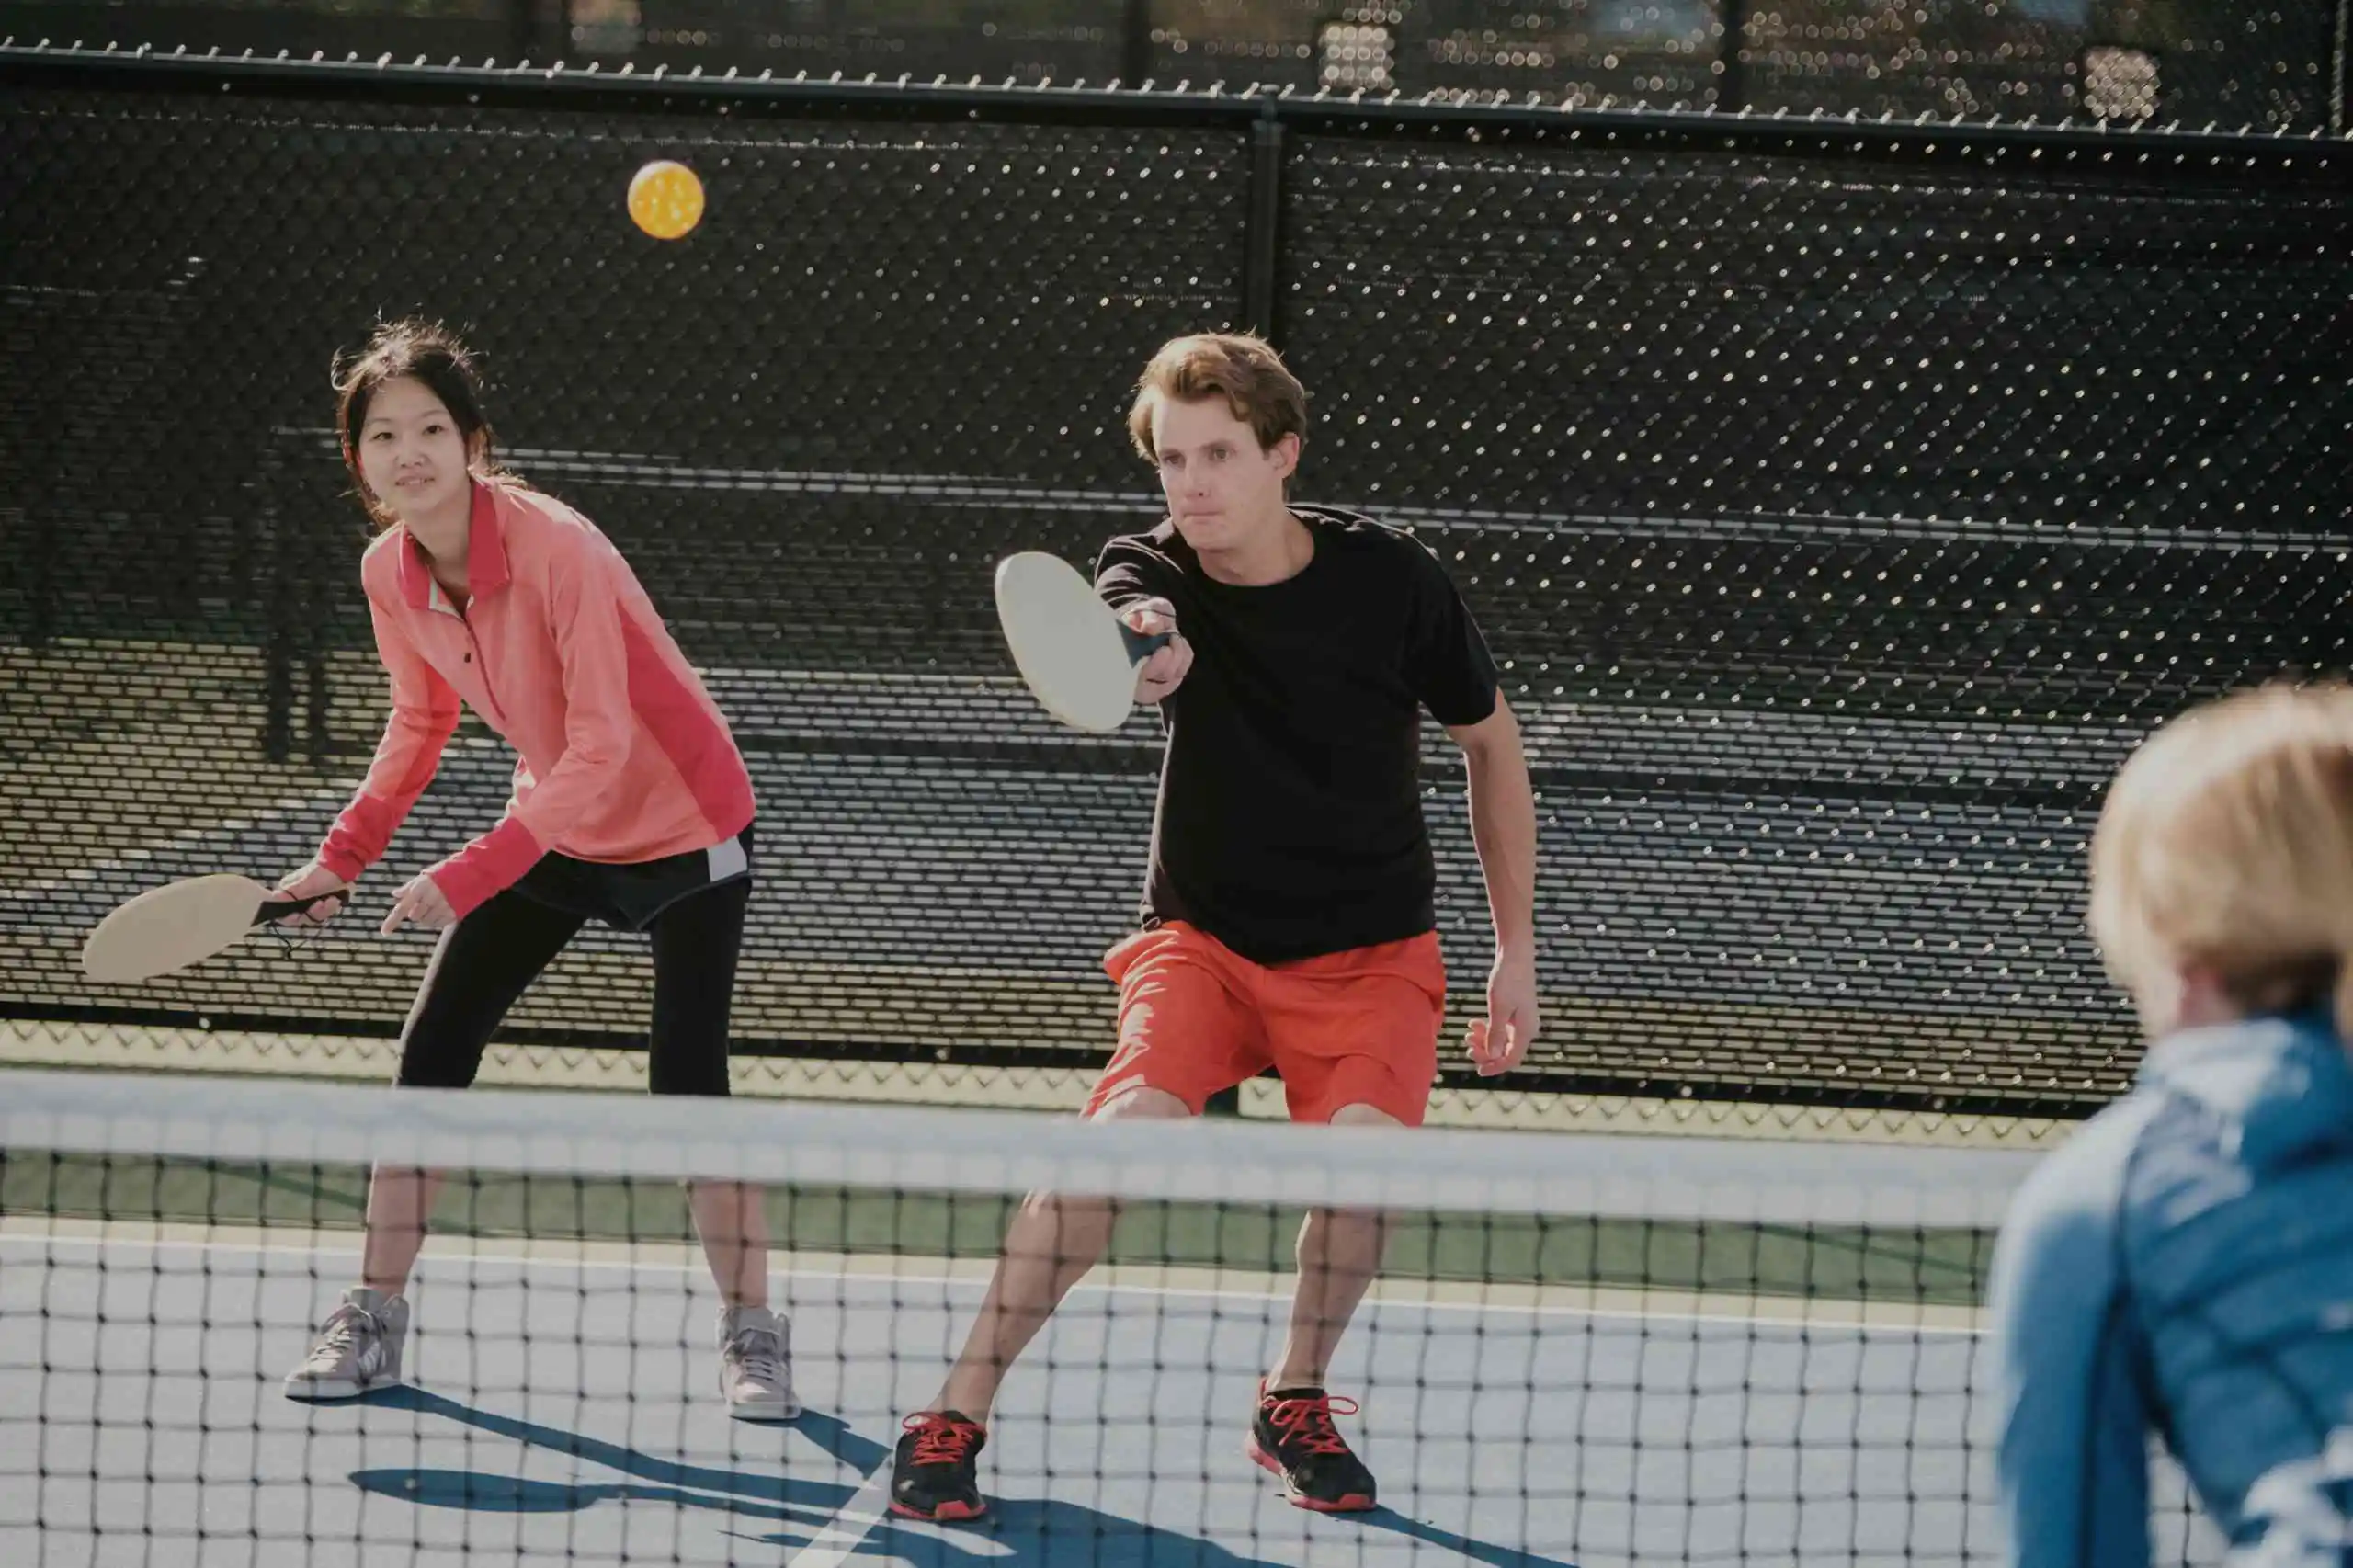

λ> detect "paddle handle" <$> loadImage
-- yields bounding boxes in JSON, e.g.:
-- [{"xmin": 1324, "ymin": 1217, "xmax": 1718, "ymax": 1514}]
[
  {"xmin": 250, "ymin": 891, "xmax": 334, "ymax": 927},
  {"xmin": 1119, "ymin": 624, "xmax": 1174, "ymax": 665}
]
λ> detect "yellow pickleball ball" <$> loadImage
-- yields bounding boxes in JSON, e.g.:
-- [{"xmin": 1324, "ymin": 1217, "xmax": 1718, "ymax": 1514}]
[{"xmin": 628, "ymin": 160, "xmax": 704, "ymax": 241}]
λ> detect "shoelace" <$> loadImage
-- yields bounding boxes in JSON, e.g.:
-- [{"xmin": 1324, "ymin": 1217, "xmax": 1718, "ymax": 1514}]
[
  {"xmin": 309, "ymin": 1304, "xmax": 378, "ymax": 1368},
  {"xmin": 1263, "ymin": 1392, "xmax": 1360, "ymax": 1459},
  {"xmin": 726, "ymin": 1326, "xmax": 784, "ymax": 1384},
  {"xmin": 903, "ymin": 1414, "xmax": 983, "ymax": 1467}
]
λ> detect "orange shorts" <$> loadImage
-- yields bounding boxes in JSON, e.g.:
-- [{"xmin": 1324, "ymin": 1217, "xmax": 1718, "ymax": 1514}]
[{"xmin": 1086, "ymin": 921, "xmax": 1447, "ymax": 1127}]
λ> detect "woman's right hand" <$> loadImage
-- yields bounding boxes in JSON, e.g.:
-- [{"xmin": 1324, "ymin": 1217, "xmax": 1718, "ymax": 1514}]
[{"xmin": 267, "ymin": 861, "xmax": 351, "ymax": 927}]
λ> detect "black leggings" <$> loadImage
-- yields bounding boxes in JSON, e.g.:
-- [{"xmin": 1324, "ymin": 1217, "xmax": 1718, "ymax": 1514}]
[{"xmin": 392, "ymin": 874, "xmax": 750, "ymax": 1096}]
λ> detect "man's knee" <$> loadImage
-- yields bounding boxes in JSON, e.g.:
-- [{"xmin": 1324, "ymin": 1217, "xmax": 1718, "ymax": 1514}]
[
  {"xmin": 1010, "ymin": 1187, "xmax": 1121, "ymax": 1276},
  {"xmin": 1010, "ymin": 1087, "xmax": 1192, "ymax": 1246},
  {"xmin": 1304, "ymin": 1105, "xmax": 1401, "ymax": 1229}
]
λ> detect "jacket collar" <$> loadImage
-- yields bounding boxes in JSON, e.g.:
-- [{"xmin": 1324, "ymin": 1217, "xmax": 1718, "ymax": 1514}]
[{"xmin": 393, "ymin": 481, "xmax": 510, "ymax": 610}]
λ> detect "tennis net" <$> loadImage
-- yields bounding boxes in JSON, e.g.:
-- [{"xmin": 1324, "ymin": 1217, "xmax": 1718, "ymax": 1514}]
[{"xmin": 0, "ymin": 1067, "xmax": 2218, "ymax": 1566}]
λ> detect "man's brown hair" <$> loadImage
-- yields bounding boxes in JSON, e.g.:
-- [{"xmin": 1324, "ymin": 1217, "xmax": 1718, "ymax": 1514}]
[{"xmin": 1126, "ymin": 332, "xmax": 1310, "ymax": 461}]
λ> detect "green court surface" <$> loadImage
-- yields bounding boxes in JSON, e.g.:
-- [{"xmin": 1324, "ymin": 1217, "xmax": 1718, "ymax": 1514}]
[{"xmin": 4, "ymin": 1147, "xmax": 1994, "ymax": 1310}]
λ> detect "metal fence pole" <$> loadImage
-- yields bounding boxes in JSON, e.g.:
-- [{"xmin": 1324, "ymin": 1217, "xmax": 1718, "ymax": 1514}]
[
  {"xmin": 1122, "ymin": 0, "xmax": 1153, "ymax": 85},
  {"xmin": 1718, "ymin": 0, "xmax": 1749, "ymax": 113},
  {"xmin": 2334, "ymin": 0, "xmax": 2349, "ymax": 134},
  {"xmin": 1243, "ymin": 101, "xmax": 1286, "ymax": 344},
  {"xmin": 18, "ymin": 506, "xmax": 51, "ymax": 650},
  {"xmin": 260, "ymin": 437, "xmax": 293, "ymax": 765},
  {"xmin": 1205, "ymin": 99, "xmax": 1294, "ymax": 1122}
]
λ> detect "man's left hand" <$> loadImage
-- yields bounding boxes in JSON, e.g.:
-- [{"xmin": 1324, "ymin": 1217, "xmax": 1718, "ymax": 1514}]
[{"xmin": 1464, "ymin": 949, "xmax": 1540, "ymax": 1077}]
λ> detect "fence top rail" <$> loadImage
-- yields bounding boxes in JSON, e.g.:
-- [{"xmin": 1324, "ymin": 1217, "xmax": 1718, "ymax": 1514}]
[{"xmin": 4, "ymin": 40, "xmax": 2348, "ymax": 169}]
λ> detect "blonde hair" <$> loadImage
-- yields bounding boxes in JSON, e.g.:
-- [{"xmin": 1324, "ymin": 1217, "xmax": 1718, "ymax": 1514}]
[
  {"xmin": 2088, "ymin": 682, "xmax": 2353, "ymax": 1037},
  {"xmin": 1126, "ymin": 332, "xmax": 1309, "ymax": 462}
]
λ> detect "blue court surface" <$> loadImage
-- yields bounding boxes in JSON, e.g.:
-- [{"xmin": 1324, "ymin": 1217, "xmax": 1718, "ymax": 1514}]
[{"xmin": 0, "ymin": 1230, "xmax": 2020, "ymax": 1568}]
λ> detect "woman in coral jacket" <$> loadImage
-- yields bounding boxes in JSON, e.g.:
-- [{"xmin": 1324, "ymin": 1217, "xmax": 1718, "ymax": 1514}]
[{"xmin": 273, "ymin": 319, "xmax": 794, "ymax": 1422}]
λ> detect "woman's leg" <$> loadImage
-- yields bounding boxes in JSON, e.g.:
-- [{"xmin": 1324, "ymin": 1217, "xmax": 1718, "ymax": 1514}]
[
  {"xmin": 287, "ymin": 885, "xmax": 585, "ymax": 1399},
  {"xmin": 645, "ymin": 877, "xmax": 765, "ymax": 1305},
  {"xmin": 367, "ymin": 887, "xmax": 585, "ymax": 1293}
]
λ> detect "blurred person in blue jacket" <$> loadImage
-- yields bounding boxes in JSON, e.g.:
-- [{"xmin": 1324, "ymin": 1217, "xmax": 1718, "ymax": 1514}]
[{"xmin": 1992, "ymin": 680, "xmax": 2353, "ymax": 1566}]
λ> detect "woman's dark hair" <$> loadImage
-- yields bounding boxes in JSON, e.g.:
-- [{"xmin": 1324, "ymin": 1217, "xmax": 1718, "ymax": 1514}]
[{"xmin": 332, "ymin": 319, "xmax": 511, "ymax": 529}]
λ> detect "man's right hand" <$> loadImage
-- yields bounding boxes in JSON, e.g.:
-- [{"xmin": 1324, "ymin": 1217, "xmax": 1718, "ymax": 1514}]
[
  {"xmin": 267, "ymin": 861, "xmax": 350, "ymax": 927},
  {"xmin": 1124, "ymin": 597, "xmax": 1193, "ymax": 704}
]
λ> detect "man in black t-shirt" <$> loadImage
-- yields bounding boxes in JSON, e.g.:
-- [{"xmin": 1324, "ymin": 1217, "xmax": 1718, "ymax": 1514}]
[{"xmin": 892, "ymin": 333, "xmax": 1540, "ymax": 1524}]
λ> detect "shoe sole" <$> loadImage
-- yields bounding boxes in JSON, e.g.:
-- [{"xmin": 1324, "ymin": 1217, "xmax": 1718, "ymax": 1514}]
[
  {"xmin": 1245, "ymin": 1435, "xmax": 1376, "ymax": 1513},
  {"xmin": 887, "ymin": 1498, "xmax": 987, "ymax": 1522},
  {"xmin": 727, "ymin": 1397, "xmax": 803, "ymax": 1424},
  {"xmin": 284, "ymin": 1375, "xmax": 400, "ymax": 1403}
]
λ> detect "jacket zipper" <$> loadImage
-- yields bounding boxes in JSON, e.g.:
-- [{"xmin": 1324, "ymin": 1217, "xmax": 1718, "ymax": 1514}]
[{"xmin": 434, "ymin": 592, "xmax": 507, "ymax": 732}]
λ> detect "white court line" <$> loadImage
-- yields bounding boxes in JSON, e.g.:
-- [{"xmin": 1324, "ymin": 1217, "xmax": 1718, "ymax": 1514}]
[
  {"xmin": 0, "ymin": 1228, "xmax": 1991, "ymax": 1335},
  {"xmin": 786, "ymin": 1458, "xmax": 900, "ymax": 1568}
]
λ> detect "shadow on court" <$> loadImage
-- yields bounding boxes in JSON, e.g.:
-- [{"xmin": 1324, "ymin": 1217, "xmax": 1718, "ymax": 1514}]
[
  {"xmin": 349, "ymin": 1386, "xmax": 1578, "ymax": 1566},
  {"xmin": 902, "ymin": 1500, "xmax": 1584, "ymax": 1568},
  {"xmin": 347, "ymin": 1386, "xmax": 863, "ymax": 1528}
]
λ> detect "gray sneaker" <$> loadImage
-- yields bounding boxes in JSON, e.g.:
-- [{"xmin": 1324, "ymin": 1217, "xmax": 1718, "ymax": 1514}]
[
  {"xmin": 283, "ymin": 1287, "xmax": 409, "ymax": 1402},
  {"xmin": 718, "ymin": 1304, "xmax": 800, "ymax": 1422}
]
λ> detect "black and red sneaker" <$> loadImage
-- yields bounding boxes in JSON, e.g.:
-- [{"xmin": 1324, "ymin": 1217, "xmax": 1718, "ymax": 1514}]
[
  {"xmin": 889, "ymin": 1411, "xmax": 989, "ymax": 1522},
  {"xmin": 1246, "ymin": 1382, "xmax": 1377, "ymax": 1512}
]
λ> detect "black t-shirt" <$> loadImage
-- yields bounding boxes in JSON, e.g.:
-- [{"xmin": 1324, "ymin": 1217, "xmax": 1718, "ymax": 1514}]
[{"xmin": 1094, "ymin": 505, "xmax": 1500, "ymax": 964}]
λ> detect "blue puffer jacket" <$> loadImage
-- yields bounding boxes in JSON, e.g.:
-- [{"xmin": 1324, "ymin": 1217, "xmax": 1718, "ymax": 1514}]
[{"xmin": 1992, "ymin": 1006, "xmax": 2353, "ymax": 1566}]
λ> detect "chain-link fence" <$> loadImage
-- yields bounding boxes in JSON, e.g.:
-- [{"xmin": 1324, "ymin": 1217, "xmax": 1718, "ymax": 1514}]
[
  {"xmin": 4, "ymin": 2, "xmax": 2346, "ymax": 130},
  {"xmin": 4, "ymin": 47, "xmax": 2349, "ymax": 1117}
]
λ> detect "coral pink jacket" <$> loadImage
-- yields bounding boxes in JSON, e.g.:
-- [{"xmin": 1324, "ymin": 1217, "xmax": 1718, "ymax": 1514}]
[{"xmin": 316, "ymin": 482, "xmax": 755, "ymax": 916}]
